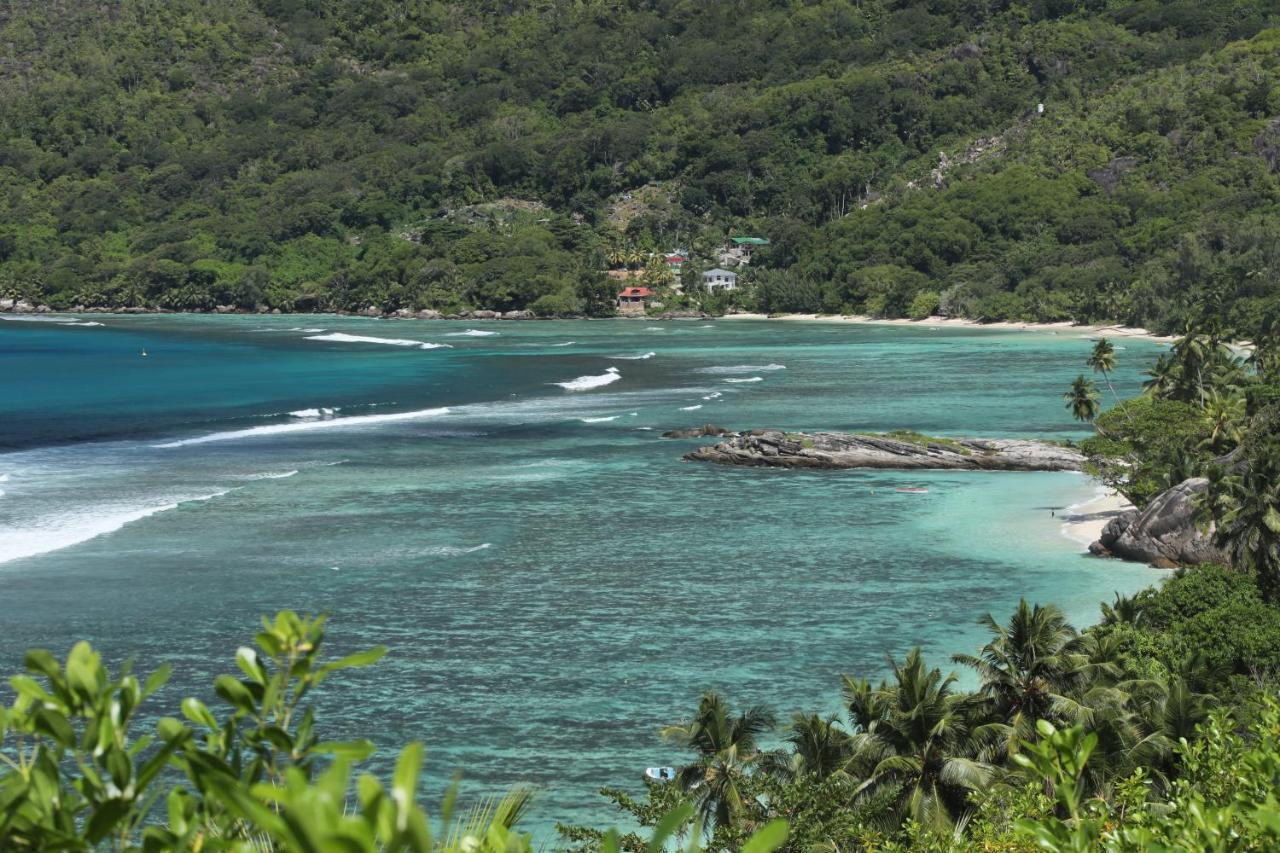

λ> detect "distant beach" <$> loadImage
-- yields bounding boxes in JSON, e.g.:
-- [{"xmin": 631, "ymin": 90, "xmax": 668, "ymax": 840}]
[
  {"xmin": 1061, "ymin": 488, "xmax": 1134, "ymax": 548},
  {"xmin": 724, "ymin": 313, "xmax": 1177, "ymax": 344}
]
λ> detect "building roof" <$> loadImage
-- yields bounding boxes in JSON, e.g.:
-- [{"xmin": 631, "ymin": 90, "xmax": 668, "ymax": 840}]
[
  {"xmin": 665, "ymin": 255, "xmax": 686, "ymax": 263},
  {"xmin": 618, "ymin": 286, "xmax": 655, "ymax": 297},
  {"xmin": 701, "ymin": 268, "xmax": 737, "ymax": 277},
  {"xmin": 731, "ymin": 236, "xmax": 770, "ymax": 245}
]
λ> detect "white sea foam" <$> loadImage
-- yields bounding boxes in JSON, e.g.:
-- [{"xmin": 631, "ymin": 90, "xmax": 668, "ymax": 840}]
[
  {"xmin": 645, "ymin": 326, "xmax": 664, "ymax": 331},
  {"xmin": 0, "ymin": 316, "xmax": 103, "ymax": 326},
  {"xmin": 153, "ymin": 406, "xmax": 451, "ymax": 447},
  {"xmin": 724, "ymin": 377, "xmax": 763, "ymax": 383},
  {"xmin": 695, "ymin": 364, "xmax": 786, "ymax": 374},
  {"xmin": 238, "ymin": 470, "xmax": 299, "ymax": 481},
  {"xmin": 550, "ymin": 341, "xmax": 575, "ymax": 347},
  {"xmin": 288, "ymin": 407, "xmax": 337, "ymax": 419},
  {"xmin": 425, "ymin": 543, "xmax": 492, "ymax": 557},
  {"xmin": 447, "ymin": 329, "xmax": 499, "ymax": 337},
  {"xmin": 634, "ymin": 426, "xmax": 655, "ymax": 431},
  {"xmin": 580, "ymin": 416, "xmax": 619, "ymax": 423},
  {"xmin": 304, "ymin": 333, "xmax": 451, "ymax": 350},
  {"xmin": 702, "ymin": 391, "xmax": 723, "ymax": 400},
  {"xmin": 679, "ymin": 404, "xmax": 703, "ymax": 411},
  {"xmin": 555, "ymin": 367, "xmax": 621, "ymax": 391},
  {"xmin": 0, "ymin": 491, "xmax": 231, "ymax": 566},
  {"xmin": 610, "ymin": 351, "xmax": 656, "ymax": 360}
]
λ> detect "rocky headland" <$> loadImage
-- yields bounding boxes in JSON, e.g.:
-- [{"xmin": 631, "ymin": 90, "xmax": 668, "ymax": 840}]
[
  {"xmin": 681, "ymin": 429, "xmax": 1083, "ymax": 471},
  {"xmin": 1088, "ymin": 477, "xmax": 1228, "ymax": 568}
]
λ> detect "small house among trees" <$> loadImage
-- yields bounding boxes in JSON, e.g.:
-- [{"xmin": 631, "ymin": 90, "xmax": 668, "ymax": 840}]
[
  {"xmin": 701, "ymin": 268, "xmax": 738, "ymax": 292},
  {"xmin": 617, "ymin": 285, "xmax": 655, "ymax": 314}
]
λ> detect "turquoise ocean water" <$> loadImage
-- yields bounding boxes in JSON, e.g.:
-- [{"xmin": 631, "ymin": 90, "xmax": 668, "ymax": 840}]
[{"xmin": 0, "ymin": 314, "xmax": 1162, "ymax": 837}]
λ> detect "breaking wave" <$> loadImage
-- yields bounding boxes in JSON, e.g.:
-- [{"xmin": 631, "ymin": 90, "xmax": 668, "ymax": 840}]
[
  {"xmin": 0, "ymin": 490, "xmax": 232, "ymax": 566},
  {"xmin": 694, "ymin": 364, "xmax": 786, "ymax": 374},
  {"xmin": 610, "ymin": 351, "xmax": 656, "ymax": 360},
  {"xmin": 723, "ymin": 376, "xmax": 764, "ymax": 383},
  {"xmin": 555, "ymin": 367, "xmax": 621, "ymax": 391},
  {"xmin": 579, "ymin": 416, "xmax": 619, "ymax": 423},
  {"xmin": 153, "ymin": 406, "xmax": 451, "ymax": 447},
  {"xmin": 425, "ymin": 543, "xmax": 492, "ymax": 557},
  {"xmin": 304, "ymin": 333, "xmax": 451, "ymax": 350}
]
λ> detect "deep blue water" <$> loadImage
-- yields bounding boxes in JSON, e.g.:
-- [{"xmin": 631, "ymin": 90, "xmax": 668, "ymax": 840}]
[{"xmin": 0, "ymin": 314, "xmax": 1162, "ymax": 837}]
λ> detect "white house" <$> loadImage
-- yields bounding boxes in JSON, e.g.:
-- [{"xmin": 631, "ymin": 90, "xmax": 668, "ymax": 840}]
[{"xmin": 701, "ymin": 268, "xmax": 737, "ymax": 292}]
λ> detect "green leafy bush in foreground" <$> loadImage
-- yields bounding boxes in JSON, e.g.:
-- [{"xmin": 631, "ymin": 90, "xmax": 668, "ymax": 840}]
[{"xmin": 0, "ymin": 611, "xmax": 788, "ymax": 851}]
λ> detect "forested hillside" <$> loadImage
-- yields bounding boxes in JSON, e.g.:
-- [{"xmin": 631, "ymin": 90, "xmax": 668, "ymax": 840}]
[{"xmin": 2, "ymin": 1, "xmax": 1279, "ymax": 331}]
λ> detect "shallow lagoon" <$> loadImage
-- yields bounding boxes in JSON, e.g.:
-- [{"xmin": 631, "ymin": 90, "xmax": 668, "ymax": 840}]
[{"xmin": 0, "ymin": 315, "xmax": 1162, "ymax": 836}]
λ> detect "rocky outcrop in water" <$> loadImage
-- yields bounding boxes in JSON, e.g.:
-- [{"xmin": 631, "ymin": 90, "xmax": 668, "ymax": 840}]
[
  {"xmin": 1089, "ymin": 477, "xmax": 1227, "ymax": 567},
  {"xmin": 684, "ymin": 430, "xmax": 1083, "ymax": 471}
]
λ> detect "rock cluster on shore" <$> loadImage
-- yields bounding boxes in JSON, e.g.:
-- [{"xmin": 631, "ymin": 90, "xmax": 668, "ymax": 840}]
[
  {"xmin": 682, "ymin": 429, "xmax": 1083, "ymax": 471},
  {"xmin": 1089, "ymin": 477, "xmax": 1227, "ymax": 567}
]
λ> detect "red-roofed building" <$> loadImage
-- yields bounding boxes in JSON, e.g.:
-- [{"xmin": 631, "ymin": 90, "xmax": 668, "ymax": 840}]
[{"xmin": 617, "ymin": 286, "xmax": 655, "ymax": 314}]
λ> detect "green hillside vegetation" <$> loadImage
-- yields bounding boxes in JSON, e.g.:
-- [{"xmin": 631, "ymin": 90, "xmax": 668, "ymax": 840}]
[{"xmin": 1, "ymin": 1, "xmax": 1279, "ymax": 329}]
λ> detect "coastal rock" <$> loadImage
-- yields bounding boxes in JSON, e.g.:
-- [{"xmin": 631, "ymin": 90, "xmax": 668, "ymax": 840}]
[
  {"xmin": 416, "ymin": 309, "xmax": 443, "ymax": 319},
  {"xmin": 662, "ymin": 424, "xmax": 734, "ymax": 439},
  {"xmin": 1091, "ymin": 477, "xmax": 1227, "ymax": 566},
  {"xmin": 473, "ymin": 310, "xmax": 498, "ymax": 319},
  {"xmin": 684, "ymin": 430, "xmax": 1083, "ymax": 471},
  {"xmin": 502, "ymin": 310, "xmax": 533, "ymax": 320}
]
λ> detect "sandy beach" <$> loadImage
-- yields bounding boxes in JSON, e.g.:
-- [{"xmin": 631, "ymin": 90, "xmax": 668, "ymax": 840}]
[
  {"xmin": 723, "ymin": 313, "xmax": 1176, "ymax": 343},
  {"xmin": 1060, "ymin": 488, "xmax": 1135, "ymax": 548}
]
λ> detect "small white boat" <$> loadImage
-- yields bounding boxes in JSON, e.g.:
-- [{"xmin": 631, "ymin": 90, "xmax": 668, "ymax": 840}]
[
  {"xmin": 644, "ymin": 766, "xmax": 677, "ymax": 782},
  {"xmin": 895, "ymin": 487, "xmax": 928, "ymax": 494}
]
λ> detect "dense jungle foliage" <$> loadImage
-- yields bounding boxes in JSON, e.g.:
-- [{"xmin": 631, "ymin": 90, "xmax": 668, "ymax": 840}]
[{"xmin": 2, "ymin": 1, "xmax": 1280, "ymax": 328}]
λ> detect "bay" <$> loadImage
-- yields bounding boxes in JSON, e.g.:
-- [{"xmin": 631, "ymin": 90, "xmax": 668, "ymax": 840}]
[{"xmin": 0, "ymin": 314, "xmax": 1162, "ymax": 837}]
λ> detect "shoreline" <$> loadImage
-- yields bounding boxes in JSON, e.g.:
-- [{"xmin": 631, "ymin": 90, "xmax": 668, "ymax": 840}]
[
  {"xmin": 722, "ymin": 313, "xmax": 1176, "ymax": 343},
  {"xmin": 1060, "ymin": 487, "xmax": 1134, "ymax": 548}
]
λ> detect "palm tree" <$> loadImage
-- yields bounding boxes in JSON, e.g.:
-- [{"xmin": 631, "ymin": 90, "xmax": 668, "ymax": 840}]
[
  {"xmin": 1099, "ymin": 592, "xmax": 1145, "ymax": 627},
  {"xmin": 1088, "ymin": 338, "xmax": 1120, "ymax": 403},
  {"xmin": 661, "ymin": 691, "xmax": 775, "ymax": 832},
  {"xmin": 769, "ymin": 713, "xmax": 854, "ymax": 780},
  {"xmin": 605, "ymin": 243, "xmax": 627, "ymax": 269},
  {"xmin": 1143, "ymin": 352, "xmax": 1180, "ymax": 398},
  {"xmin": 953, "ymin": 601, "xmax": 1085, "ymax": 756},
  {"xmin": 1206, "ymin": 436, "xmax": 1280, "ymax": 598},
  {"xmin": 1199, "ymin": 389, "xmax": 1246, "ymax": 454},
  {"xmin": 1064, "ymin": 375, "xmax": 1101, "ymax": 424},
  {"xmin": 843, "ymin": 649, "xmax": 993, "ymax": 833}
]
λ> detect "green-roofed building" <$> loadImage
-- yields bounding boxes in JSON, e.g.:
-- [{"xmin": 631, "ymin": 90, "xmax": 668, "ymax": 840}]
[{"xmin": 731, "ymin": 236, "xmax": 770, "ymax": 246}]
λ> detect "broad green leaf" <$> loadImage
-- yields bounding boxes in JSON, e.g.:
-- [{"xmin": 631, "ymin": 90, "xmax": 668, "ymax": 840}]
[
  {"xmin": 741, "ymin": 818, "xmax": 789, "ymax": 853},
  {"xmin": 319, "ymin": 645, "xmax": 389, "ymax": 675},
  {"xmin": 143, "ymin": 663, "xmax": 172, "ymax": 698},
  {"xmin": 214, "ymin": 674, "xmax": 256, "ymax": 715},
  {"xmin": 235, "ymin": 646, "xmax": 267, "ymax": 684},
  {"xmin": 645, "ymin": 803, "xmax": 695, "ymax": 853},
  {"xmin": 314, "ymin": 739, "xmax": 377, "ymax": 760}
]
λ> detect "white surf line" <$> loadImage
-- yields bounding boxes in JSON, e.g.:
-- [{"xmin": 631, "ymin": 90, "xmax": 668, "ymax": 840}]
[{"xmin": 153, "ymin": 406, "xmax": 451, "ymax": 447}]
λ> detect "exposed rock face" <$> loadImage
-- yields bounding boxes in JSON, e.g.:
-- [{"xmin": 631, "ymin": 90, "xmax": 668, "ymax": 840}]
[
  {"xmin": 662, "ymin": 424, "xmax": 733, "ymax": 439},
  {"xmin": 684, "ymin": 430, "xmax": 1083, "ymax": 471},
  {"xmin": 1089, "ymin": 477, "xmax": 1228, "ymax": 566}
]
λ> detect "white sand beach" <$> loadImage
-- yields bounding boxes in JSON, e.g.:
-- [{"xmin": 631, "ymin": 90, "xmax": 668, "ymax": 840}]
[
  {"xmin": 1060, "ymin": 488, "xmax": 1135, "ymax": 548},
  {"xmin": 723, "ymin": 313, "xmax": 1176, "ymax": 343}
]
